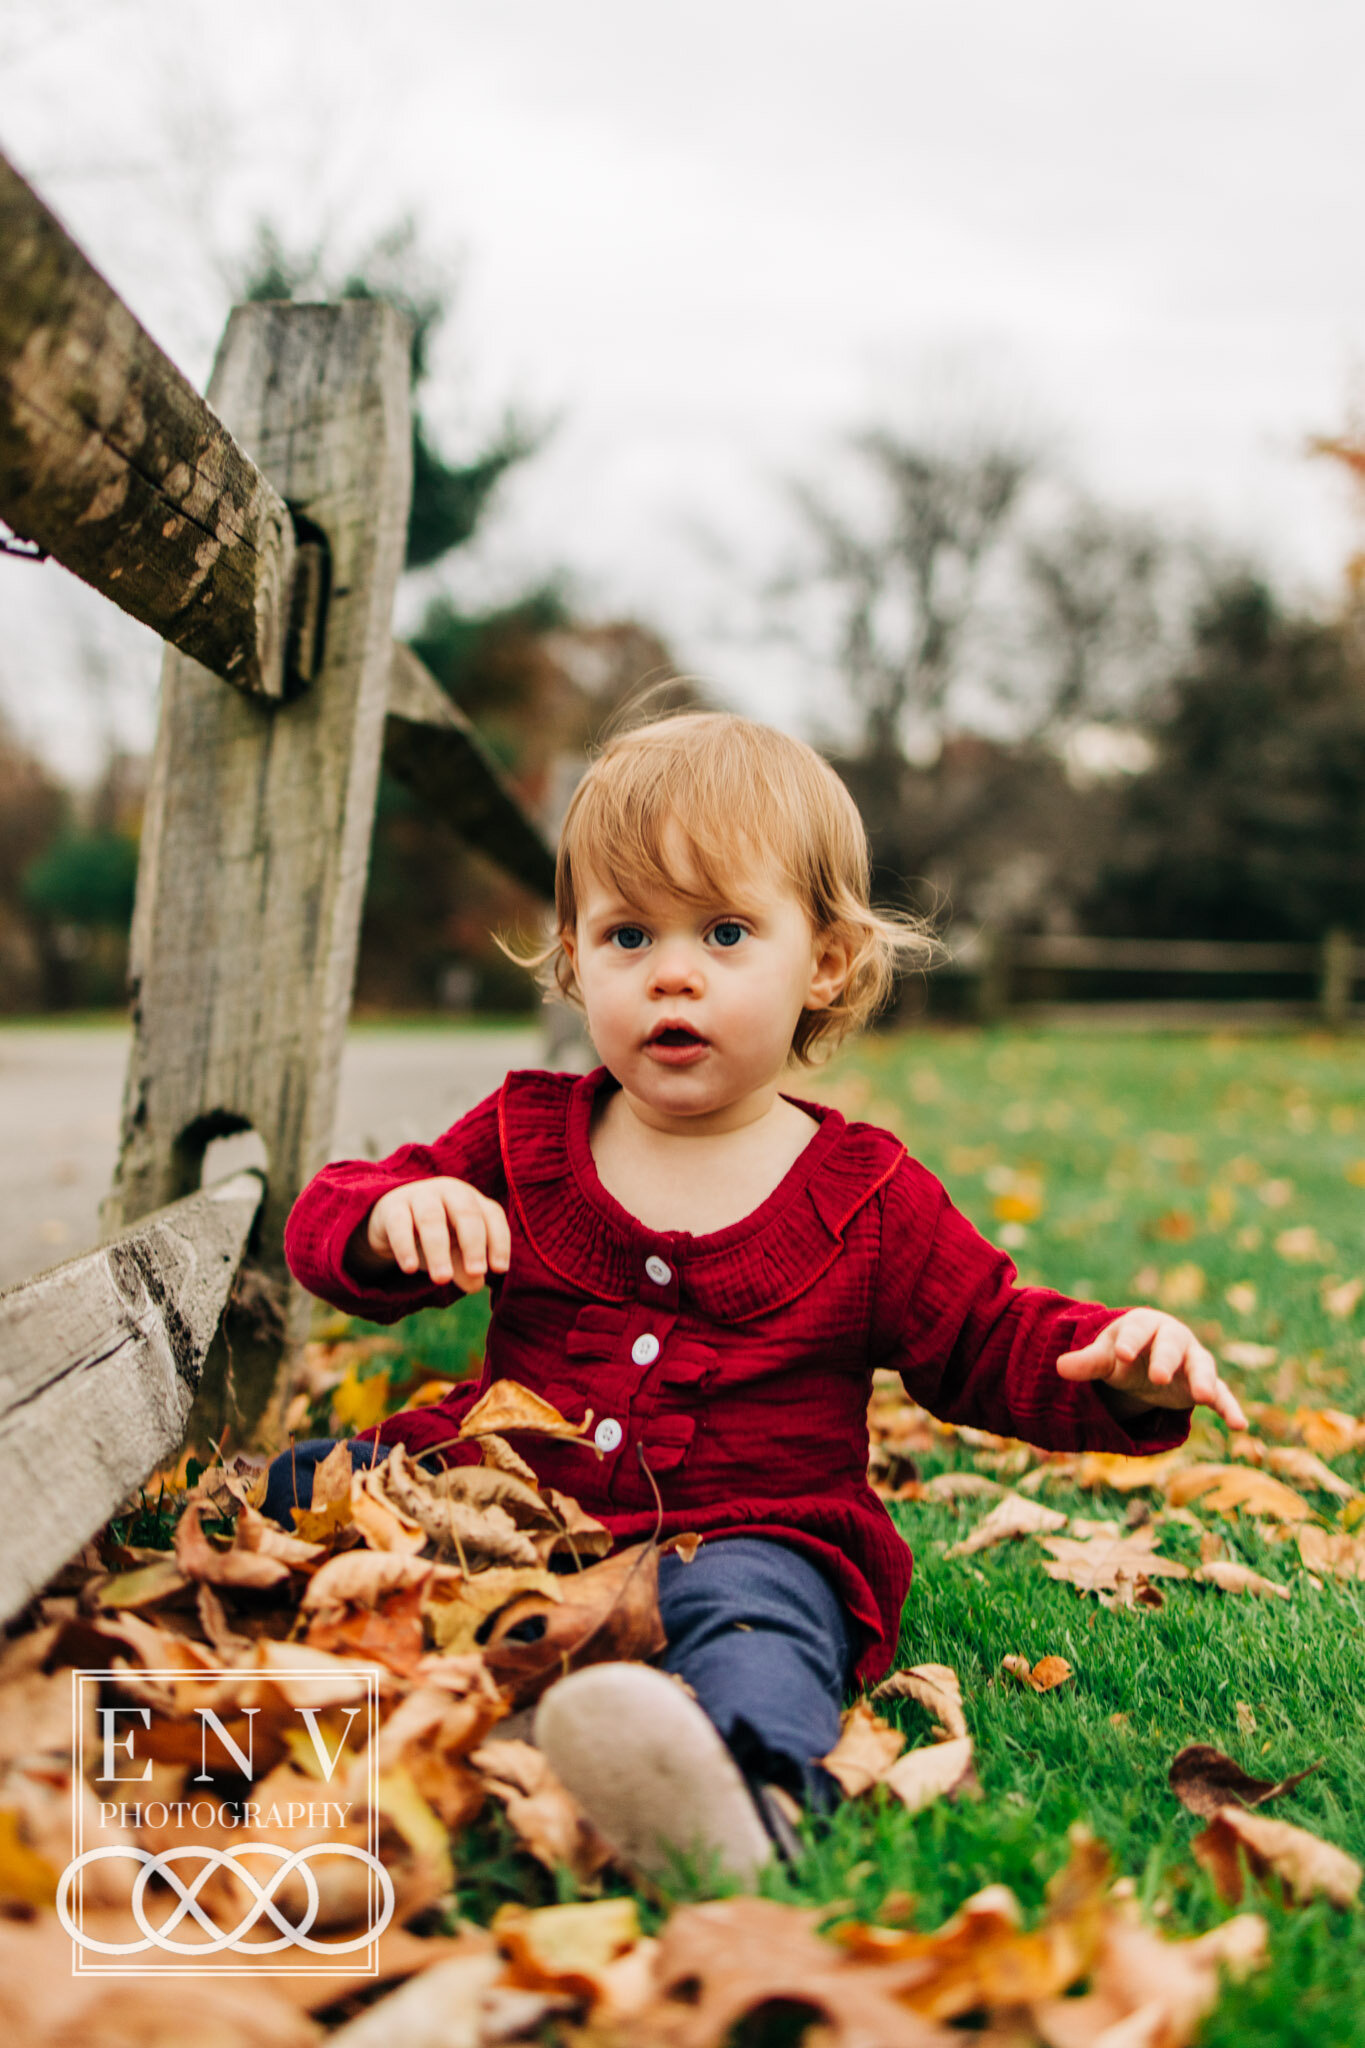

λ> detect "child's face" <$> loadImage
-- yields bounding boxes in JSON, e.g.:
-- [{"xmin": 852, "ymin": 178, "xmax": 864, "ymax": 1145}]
[{"xmin": 561, "ymin": 822, "xmax": 850, "ymax": 1126}]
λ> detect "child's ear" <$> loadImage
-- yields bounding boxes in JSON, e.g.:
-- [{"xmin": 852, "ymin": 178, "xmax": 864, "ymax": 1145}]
[{"xmin": 807, "ymin": 930, "xmax": 854, "ymax": 1011}]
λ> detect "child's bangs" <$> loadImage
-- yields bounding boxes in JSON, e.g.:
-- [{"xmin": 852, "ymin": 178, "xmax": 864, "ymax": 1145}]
[{"xmin": 567, "ymin": 756, "xmax": 782, "ymax": 913}]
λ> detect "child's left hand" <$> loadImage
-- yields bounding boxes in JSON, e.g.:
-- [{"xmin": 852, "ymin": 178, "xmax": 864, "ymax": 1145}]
[{"xmin": 1056, "ymin": 1309, "xmax": 1248, "ymax": 1431}]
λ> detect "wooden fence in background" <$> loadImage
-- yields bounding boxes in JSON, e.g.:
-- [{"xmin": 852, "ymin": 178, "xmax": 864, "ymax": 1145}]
[
  {"xmin": 947, "ymin": 928, "xmax": 1360, "ymax": 1027},
  {"xmin": 0, "ymin": 152, "xmax": 555, "ymax": 1625}
]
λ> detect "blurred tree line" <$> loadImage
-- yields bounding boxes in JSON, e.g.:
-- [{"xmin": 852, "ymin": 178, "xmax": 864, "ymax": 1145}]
[{"xmin": 2, "ymin": 229, "xmax": 1362, "ymax": 1016}]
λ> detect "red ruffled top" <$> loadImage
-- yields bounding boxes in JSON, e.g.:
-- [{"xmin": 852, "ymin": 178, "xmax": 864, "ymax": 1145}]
[{"xmin": 284, "ymin": 1066, "xmax": 1189, "ymax": 1685}]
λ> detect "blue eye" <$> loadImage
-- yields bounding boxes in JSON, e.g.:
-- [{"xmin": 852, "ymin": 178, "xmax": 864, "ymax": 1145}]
[
  {"xmin": 609, "ymin": 926, "xmax": 648, "ymax": 951},
  {"xmin": 711, "ymin": 922, "xmax": 746, "ymax": 948}
]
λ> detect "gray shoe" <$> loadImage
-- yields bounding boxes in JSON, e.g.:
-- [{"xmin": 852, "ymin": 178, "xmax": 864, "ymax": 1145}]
[{"xmin": 533, "ymin": 1662, "xmax": 774, "ymax": 1888}]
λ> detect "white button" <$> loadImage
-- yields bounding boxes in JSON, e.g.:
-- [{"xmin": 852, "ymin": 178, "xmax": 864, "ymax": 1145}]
[
  {"xmin": 594, "ymin": 1417, "xmax": 623, "ymax": 1453},
  {"xmin": 631, "ymin": 1333, "xmax": 661, "ymax": 1365},
  {"xmin": 645, "ymin": 1255, "xmax": 672, "ymax": 1286}
]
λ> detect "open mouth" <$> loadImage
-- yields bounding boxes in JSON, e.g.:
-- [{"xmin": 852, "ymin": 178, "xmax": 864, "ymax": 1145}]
[{"xmin": 648, "ymin": 1026, "xmax": 707, "ymax": 1048}]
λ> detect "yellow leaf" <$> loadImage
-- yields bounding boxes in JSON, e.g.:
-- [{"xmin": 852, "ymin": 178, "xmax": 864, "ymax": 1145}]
[
  {"xmin": 0, "ymin": 1808, "xmax": 59, "ymax": 1907},
  {"xmin": 331, "ymin": 1366, "xmax": 391, "ymax": 1432},
  {"xmin": 1158, "ymin": 1262, "xmax": 1206, "ymax": 1309}
]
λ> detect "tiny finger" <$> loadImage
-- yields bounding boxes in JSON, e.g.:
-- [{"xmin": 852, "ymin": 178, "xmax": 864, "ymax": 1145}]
[
  {"xmin": 384, "ymin": 1203, "xmax": 419, "ymax": 1275},
  {"xmin": 481, "ymin": 1196, "xmax": 512, "ymax": 1273},
  {"xmin": 414, "ymin": 1200, "xmax": 455, "ymax": 1284}
]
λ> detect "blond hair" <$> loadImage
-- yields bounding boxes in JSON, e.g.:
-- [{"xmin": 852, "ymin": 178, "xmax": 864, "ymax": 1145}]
[{"xmin": 495, "ymin": 706, "xmax": 935, "ymax": 1066}]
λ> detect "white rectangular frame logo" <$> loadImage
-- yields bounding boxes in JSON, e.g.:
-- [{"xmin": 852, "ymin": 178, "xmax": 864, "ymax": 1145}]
[{"xmin": 66, "ymin": 1666, "xmax": 384, "ymax": 1979}]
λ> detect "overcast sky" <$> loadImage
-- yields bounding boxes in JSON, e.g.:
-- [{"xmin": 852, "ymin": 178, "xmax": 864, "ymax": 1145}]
[{"xmin": 2, "ymin": 0, "xmax": 1364, "ymax": 777}]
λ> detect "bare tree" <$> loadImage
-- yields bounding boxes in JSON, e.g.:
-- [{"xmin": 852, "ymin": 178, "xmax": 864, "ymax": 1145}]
[
  {"xmin": 789, "ymin": 427, "xmax": 1034, "ymax": 762},
  {"xmin": 1018, "ymin": 496, "xmax": 1169, "ymax": 732}
]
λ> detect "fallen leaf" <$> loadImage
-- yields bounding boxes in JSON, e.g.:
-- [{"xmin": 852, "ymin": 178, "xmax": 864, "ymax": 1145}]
[
  {"xmin": 1294, "ymin": 1406, "xmax": 1365, "ymax": 1458},
  {"xmin": 1031, "ymin": 1906, "xmax": 1267, "ymax": 2048},
  {"xmin": 1193, "ymin": 1560, "xmax": 1290, "ymax": 1599},
  {"xmin": 493, "ymin": 1896, "xmax": 640, "ymax": 2002},
  {"xmin": 883, "ymin": 1735, "xmax": 978, "ymax": 1815},
  {"xmin": 1165, "ymin": 1464, "xmax": 1316, "ymax": 1521},
  {"xmin": 1295, "ymin": 1525, "xmax": 1365, "ymax": 1579},
  {"xmin": 458, "ymin": 1379, "xmax": 595, "ymax": 1442},
  {"xmin": 0, "ymin": 1807, "xmax": 59, "ymax": 1906},
  {"xmin": 944, "ymin": 1492, "xmax": 1068, "ymax": 1558},
  {"xmin": 474, "ymin": 1741, "xmax": 616, "ymax": 1883},
  {"xmin": 821, "ymin": 1700, "xmax": 905, "ymax": 1796},
  {"xmin": 1321, "ymin": 1277, "xmax": 1364, "ymax": 1318},
  {"xmin": 1221, "ymin": 1341, "xmax": 1279, "ymax": 1371},
  {"xmin": 1193, "ymin": 1806, "xmax": 1361, "ymax": 1908},
  {"xmin": 325, "ymin": 1946, "xmax": 503, "ymax": 2047},
  {"xmin": 870, "ymin": 1662, "xmax": 968, "ymax": 1740},
  {"xmin": 1274, "ymin": 1226, "xmax": 1334, "ymax": 1264},
  {"xmin": 913, "ymin": 1472, "xmax": 1006, "ymax": 1502},
  {"xmin": 1040, "ymin": 1526, "xmax": 1190, "ymax": 1598},
  {"xmin": 1236, "ymin": 1702, "xmax": 1257, "ymax": 1737},
  {"xmin": 479, "ymin": 1543, "xmax": 666, "ymax": 1706},
  {"xmin": 173, "ymin": 1499, "xmax": 293, "ymax": 1589},
  {"xmin": 1002, "ymin": 1655, "xmax": 1073, "ymax": 1692},
  {"xmin": 422, "ymin": 1565, "xmax": 564, "ymax": 1656},
  {"xmin": 1168, "ymin": 1744, "xmax": 1322, "ymax": 1818}
]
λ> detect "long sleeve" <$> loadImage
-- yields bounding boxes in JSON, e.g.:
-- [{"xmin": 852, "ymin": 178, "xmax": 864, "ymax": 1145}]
[
  {"xmin": 283, "ymin": 1083, "xmax": 507, "ymax": 1325},
  {"xmin": 869, "ymin": 1155, "xmax": 1190, "ymax": 1456}
]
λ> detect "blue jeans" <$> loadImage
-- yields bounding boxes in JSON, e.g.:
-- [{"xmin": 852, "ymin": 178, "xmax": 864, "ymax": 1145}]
[{"xmin": 262, "ymin": 1442, "xmax": 851, "ymax": 1809}]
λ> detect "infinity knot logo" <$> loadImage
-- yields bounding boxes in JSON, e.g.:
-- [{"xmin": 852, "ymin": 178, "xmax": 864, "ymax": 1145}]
[{"xmin": 57, "ymin": 1843, "xmax": 396, "ymax": 1956}]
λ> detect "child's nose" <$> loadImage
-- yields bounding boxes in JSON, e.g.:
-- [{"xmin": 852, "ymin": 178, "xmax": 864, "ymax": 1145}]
[{"xmin": 649, "ymin": 939, "xmax": 704, "ymax": 989}]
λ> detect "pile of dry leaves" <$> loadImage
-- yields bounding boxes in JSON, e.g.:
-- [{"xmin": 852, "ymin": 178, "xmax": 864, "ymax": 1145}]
[{"xmin": 0, "ymin": 1368, "xmax": 1357, "ymax": 2043}]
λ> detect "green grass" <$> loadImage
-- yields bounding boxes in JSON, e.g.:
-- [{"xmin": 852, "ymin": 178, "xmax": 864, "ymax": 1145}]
[
  {"xmin": 357, "ymin": 1027, "xmax": 1365, "ymax": 2039},
  {"xmin": 780, "ymin": 1028, "xmax": 1365, "ymax": 2040}
]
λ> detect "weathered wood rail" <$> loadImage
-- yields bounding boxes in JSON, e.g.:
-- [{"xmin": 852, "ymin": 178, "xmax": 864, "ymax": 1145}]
[
  {"xmin": 954, "ymin": 928, "xmax": 1361, "ymax": 1027},
  {"xmin": 0, "ymin": 1174, "xmax": 262, "ymax": 1621},
  {"xmin": 0, "ymin": 149, "xmax": 558, "ymax": 1626}
]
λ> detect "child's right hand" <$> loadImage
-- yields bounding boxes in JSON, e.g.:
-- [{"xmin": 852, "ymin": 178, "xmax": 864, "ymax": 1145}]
[{"xmin": 362, "ymin": 1177, "xmax": 511, "ymax": 1290}]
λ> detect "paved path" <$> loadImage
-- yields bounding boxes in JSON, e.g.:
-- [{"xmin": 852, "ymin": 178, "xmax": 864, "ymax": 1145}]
[{"xmin": 0, "ymin": 1021, "xmax": 579, "ymax": 1292}]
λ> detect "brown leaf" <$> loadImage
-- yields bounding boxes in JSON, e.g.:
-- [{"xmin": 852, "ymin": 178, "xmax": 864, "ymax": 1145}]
[
  {"xmin": 1002, "ymin": 1655, "xmax": 1073, "ymax": 1692},
  {"xmin": 945, "ymin": 1492, "xmax": 1068, "ymax": 1557},
  {"xmin": 883, "ymin": 1736, "xmax": 979, "ymax": 1815},
  {"xmin": 1295, "ymin": 1525, "xmax": 1365, "ymax": 1579},
  {"xmin": 1193, "ymin": 1806, "xmax": 1362, "ymax": 1907},
  {"xmin": 1031, "ymin": 1907, "xmax": 1267, "ymax": 2048},
  {"xmin": 915, "ymin": 1472, "xmax": 1007, "ymax": 1502},
  {"xmin": 1231, "ymin": 1439, "xmax": 1356, "ymax": 1499},
  {"xmin": 619, "ymin": 1895, "xmax": 952, "ymax": 2048},
  {"xmin": 174, "ymin": 1499, "xmax": 292, "ymax": 1589},
  {"xmin": 1193, "ymin": 1560, "xmax": 1290, "ymax": 1599},
  {"xmin": 1169, "ymin": 1744, "xmax": 1322, "ymax": 1819},
  {"xmin": 459, "ymin": 1379, "xmax": 595, "ymax": 1442},
  {"xmin": 1040, "ymin": 1526, "xmax": 1190, "ymax": 1598},
  {"xmin": 305, "ymin": 1583, "xmax": 429, "ymax": 1677},
  {"xmin": 870, "ymin": 1662, "xmax": 968, "ymax": 1740},
  {"xmin": 475, "ymin": 1759, "xmax": 617, "ymax": 1883},
  {"xmin": 480, "ymin": 1542, "xmax": 666, "ymax": 1707},
  {"xmin": 1166, "ymin": 1463, "xmax": 1316, "ymax": 1520},
  {"xmin": 493, "ymin": 1896, "xmax": 642, "ymax": 2005},
  {"xmin": 820, "ymin": 1701, "xmax": 906, "ymax": 1796},
  {"xmin": 302, "ymin": 1548, "xmax": 435, "ymax": 1611}
]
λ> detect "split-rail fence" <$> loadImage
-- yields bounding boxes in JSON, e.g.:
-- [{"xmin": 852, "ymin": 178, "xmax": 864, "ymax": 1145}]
[{"xmin": 0, "ymin": 153, "xmax": 555, "ymax": 1627}]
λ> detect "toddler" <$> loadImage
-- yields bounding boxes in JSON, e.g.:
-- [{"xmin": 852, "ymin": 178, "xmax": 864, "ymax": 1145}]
[{"xmin": 273, "ymin": 710, "xmax": 1246, "ymax": 1884}]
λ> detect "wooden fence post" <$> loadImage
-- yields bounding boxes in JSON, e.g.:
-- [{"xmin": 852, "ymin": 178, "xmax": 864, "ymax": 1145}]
[
  {"xmin": 103, "ymin": 302, "xmax": 413, "ymax": 1443},
  {"xmin": 975, "ymin": 928, "xmax": 1011, "ymax": 1024},
  {"xmin": 1320, "ymin": 928, "xmax": 1355, "ymax": 1030}
]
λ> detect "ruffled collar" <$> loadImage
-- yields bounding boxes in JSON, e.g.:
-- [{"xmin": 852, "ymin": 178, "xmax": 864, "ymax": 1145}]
[{"xmin": 497, "ymin": 1065, "xmax": 905, "ymax": 1323}]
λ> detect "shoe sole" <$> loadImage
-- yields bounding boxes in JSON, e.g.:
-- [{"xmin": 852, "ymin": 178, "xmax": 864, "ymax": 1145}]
[{"xmin": 533, "ymin": 1662, "xmax": 773, "ymax": 1887}]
